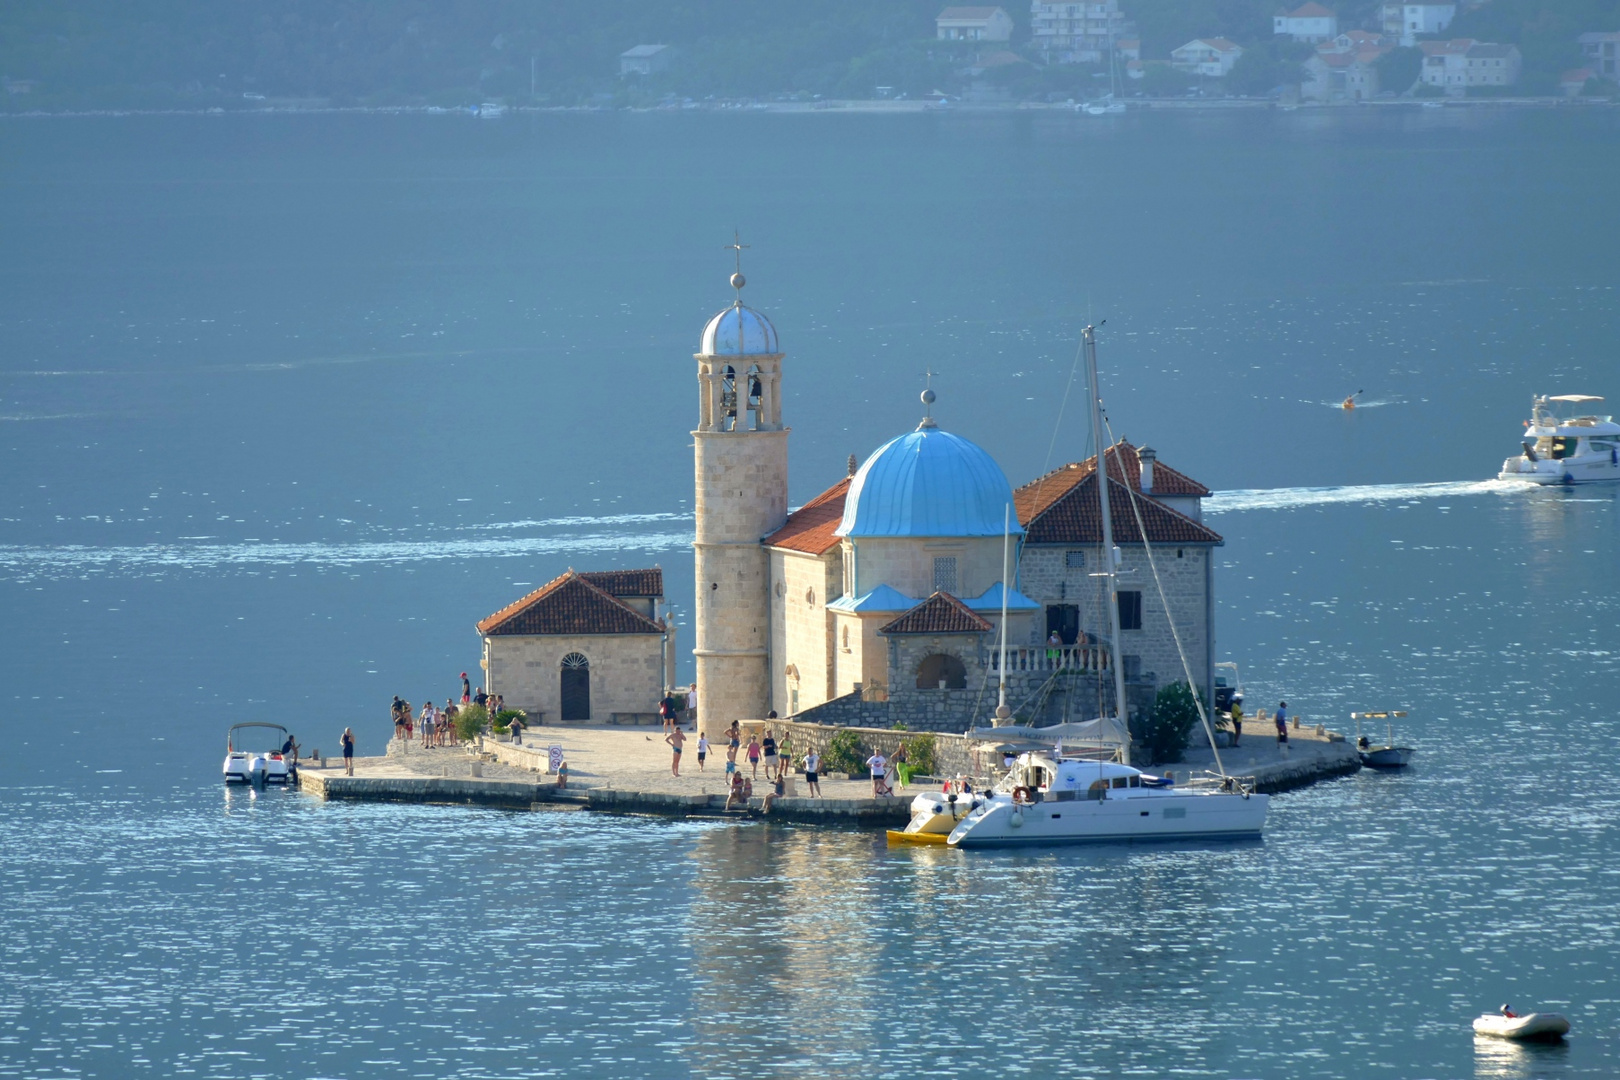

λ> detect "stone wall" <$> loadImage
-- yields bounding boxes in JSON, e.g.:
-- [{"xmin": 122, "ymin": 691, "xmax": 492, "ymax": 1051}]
[
  {"xmin": 849, "ymin": 534, "xmax": 1010, "ymax": 600},
  {"xmin": 1019, "ymin": 543, "xmax": 1213, "ymax": 698},
  {"xmin": 770, "ymin": 546, "xmax": 841, "ymax": 716},
  {"xmin": 693, "ymin": 426, "xmax": 788, "ymax": 728},
  {"xmin": 484, "ymin": 632, "xmax": 664, "ymax": 722}
]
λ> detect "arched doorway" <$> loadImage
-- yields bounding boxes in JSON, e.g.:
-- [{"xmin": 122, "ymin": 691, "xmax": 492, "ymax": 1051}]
[
  {"xmin": 915, "ymin": 653, "xmax": 967, "ymax": 690},
  {"xmin": 560, "ymin": 652, "xmax": 590, "ymax": 721}
]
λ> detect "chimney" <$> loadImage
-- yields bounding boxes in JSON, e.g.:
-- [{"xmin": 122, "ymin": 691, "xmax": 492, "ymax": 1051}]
[{"xmin": 1138, "ymin": 446, "xmax": 1157, "ymax": 493}]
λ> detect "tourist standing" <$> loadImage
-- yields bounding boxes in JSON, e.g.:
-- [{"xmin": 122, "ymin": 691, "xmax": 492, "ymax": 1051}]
[
  {"xmin": 341, "ymin": 727, "xmax": 355, "ymax": 776},
  {"xmin": 420, "ymin": 702, "xmax": 434, "ymax": 747},
  {"xmin": 866, "ymin": 750, "xmax": 888, "ymax": 797},
  {"xmin": 725, "ymin": 720, "xmax": 741, "ymax": 764},
  {"xmin": 761, "ymin": 729, "xmax": 778, "ymax": 780},
  {"xmin": 1229, "ymin": 695, "xmax": 1243, "ymax": 747},
  {"xmin": 1046, "ymin": 630, "xmax": 1062, "ymax": 667},
  {"xmin": 891, "ymin": 741, "xmax": 909, "ymax": 791},
  {"xmin": 804, "ymin": 749, "xmax": 822, "ymax": 798},
  {"xmin": 659, "ymin": 694, "xmax": 676, "ymax": 734},
  {"xmin": 686, "ymin": 683, "xmax": 698, "ymax": 727},
  {"xmin": 666, "ymin": 728, "xmax": 685, "ymax": 776},
  {"xmin": 509, "ymin": 713, "xmax": 524, "ymax": 746},
  {"xmin": 460, "ymin": 672, "xmax": 471, "ymax": 704},
  {"xmin": 1275, "ymin": 701, "xmax": 1289, "ymax": 745},
  {"xmin": 696, "ymin": 732, "xmax": 709, "ymax": 771},
  {"xmin": 745, "ymin": 734, "xmax": 762, "ymax": 779}
]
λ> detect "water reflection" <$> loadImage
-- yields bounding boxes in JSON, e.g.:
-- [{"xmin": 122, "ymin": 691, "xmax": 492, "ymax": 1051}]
[{"xmin": 1473, "ymin": 1033, "xmax": 1572, "ymax": 1079}]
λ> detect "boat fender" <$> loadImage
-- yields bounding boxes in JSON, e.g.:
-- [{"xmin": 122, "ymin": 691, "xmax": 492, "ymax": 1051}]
[{"xmin": 1008, "ymin": 809, "xmax": 1024, "ymax": 828}]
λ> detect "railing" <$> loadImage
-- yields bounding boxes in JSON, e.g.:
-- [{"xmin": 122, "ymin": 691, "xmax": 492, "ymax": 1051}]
[{"xmin": 990, "ymin": 645, "xmax": 1110, "ymax": 673}]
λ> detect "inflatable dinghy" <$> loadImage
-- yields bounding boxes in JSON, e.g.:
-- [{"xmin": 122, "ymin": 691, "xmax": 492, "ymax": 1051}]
[{"xmin": 1472, "ymin": 1013, "xmax": 1569, "ymax": 1041}]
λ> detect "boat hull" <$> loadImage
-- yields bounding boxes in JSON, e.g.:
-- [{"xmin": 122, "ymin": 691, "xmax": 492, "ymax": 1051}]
[
  {"xmin": 1359, "ymin": 747, "xmax": 1413, "ymax": 768},
  {"xmin": 1472, "ymin": 1013, "xmax": 1569, "ymax": 1041},
  {"xmin": 1500, "ymin": 457, "xmax": 1620, "ymax": 484},
  {"xmin": 947, "ymin": 791, "xmax": 1268, "ymax": 847}
]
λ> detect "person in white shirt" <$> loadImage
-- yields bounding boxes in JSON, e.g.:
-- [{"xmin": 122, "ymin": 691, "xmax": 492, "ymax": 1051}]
[
  {"xmin": 866, "ymin": 752, "xmax": 888, "ymax": 796},
  {"xmin": 804, "ymin": 750, "xmax": 822, "ymax": 797}
]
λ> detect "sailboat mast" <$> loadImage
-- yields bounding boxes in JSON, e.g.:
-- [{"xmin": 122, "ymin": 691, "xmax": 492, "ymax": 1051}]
[
  {"xmin": 1085, "ymin": 324, "xmax": 1131, "ymax": 765},
  {"xmin": 995, "ymin": 503, "xmax": 1011, "ymax": 723}
]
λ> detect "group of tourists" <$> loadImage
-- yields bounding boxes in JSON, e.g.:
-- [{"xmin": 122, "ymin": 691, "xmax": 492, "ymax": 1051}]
[
  {"xmin": 387, "ymin": 676, "xmax": 508, "ymax": 749},
  {"xmin": 658, "ymin": 685, "xmax": 697, "ymax": 733},
  {"xmin": 863, "ymin": 743, "xmax": 908, "ymax": 798}
]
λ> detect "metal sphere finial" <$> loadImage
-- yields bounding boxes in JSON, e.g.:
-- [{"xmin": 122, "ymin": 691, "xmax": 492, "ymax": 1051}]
[
  {"xmin": 730, "ymin": 272, "xmax": 745, "ymax": 290},
  {"xmin": 921, "ymin": 388, "xmax": 936, "ymax": 406}
]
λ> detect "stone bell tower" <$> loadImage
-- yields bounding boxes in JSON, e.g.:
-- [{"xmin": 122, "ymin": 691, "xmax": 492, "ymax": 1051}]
[{"xmin": 692, "ymin": 248, "xmax": 788, "ymax": 729}]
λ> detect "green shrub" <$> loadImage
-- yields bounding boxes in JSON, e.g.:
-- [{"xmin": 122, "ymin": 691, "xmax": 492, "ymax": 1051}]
[
  {"xmin": 901, "ymin": 733, "xmax": 937, "ymax": 776},
  {"xmin": 454, "ymin": 704, "xmax": 489, "ymax": 743},
  {"xmin": 821, "ymin": 729, "xmax": 868, "ymax": 775},
  {"xmin": 1131, "ymin": 682, "xmax": 1204, "ymax": 765},
  {"xmin": 492, "ymin": 708, "xmax": 525, "ymax": 735}
]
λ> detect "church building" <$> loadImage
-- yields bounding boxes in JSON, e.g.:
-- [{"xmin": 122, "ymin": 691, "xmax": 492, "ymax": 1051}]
[{"xmin": 691, "ymin": 268, "xmax": 1224, "ymax": 735}]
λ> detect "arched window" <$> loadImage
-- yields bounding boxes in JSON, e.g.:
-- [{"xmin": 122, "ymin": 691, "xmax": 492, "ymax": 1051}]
[
  {"xmin": 560, "ymin": 652, "xmax": 590, "ymax": 722},
  {"xmin": 915, "ymin": 653, "xmax": 967, "ymax": 690}
]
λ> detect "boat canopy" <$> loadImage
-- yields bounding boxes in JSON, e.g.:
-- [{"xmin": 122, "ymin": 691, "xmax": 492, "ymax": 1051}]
[
  {"xmin": 968, "ymin": 717, "xmax": 1129, "ymax": 746},
  {"xmin": 1548, "ymin": 395, "xmax": 1604, "ymax": 403}
]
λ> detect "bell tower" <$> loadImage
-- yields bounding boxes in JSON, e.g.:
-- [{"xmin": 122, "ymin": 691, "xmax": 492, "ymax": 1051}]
[{"xmin": 692, "ymin": 243, "xmax": 788, "ymax": 729}]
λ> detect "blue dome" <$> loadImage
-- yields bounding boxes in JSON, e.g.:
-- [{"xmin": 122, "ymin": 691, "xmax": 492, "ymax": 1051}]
[
  {"xmin": 701, "ymin": 302, "xmax": 779, "ymax": 356},
  {"xmin": 836, "ymin": 425, "xmax": 1018, "ymax": 538}
]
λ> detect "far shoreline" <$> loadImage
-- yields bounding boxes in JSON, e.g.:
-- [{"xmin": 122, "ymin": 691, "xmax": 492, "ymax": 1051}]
[{"xmin": 1, "ymin": 95, "xmax": 1614, "ymax": 122}]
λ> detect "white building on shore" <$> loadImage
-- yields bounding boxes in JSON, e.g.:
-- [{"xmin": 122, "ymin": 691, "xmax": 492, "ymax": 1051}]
[{"xmin": 1171, "ymin": 38, "xmax": 1244, "ymax": 78}]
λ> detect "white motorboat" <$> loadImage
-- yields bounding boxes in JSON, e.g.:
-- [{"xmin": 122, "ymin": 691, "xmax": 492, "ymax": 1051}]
[
  {"xmin": 477, "ymin": 102, "xmax": 506, "ymax": 118},
  {"xmin": 1353, "ymin": 710, "xmax": 1414, "ymax": 768},
  {"xmin": 1498, "ymin": 394, "xmax": 1620, "ymax": 484},
  {"xmin": 224, "ymin": 722, "xmax": 295, "ymax": 785},
  {"xmin": 1472, "ymin": 1011, "xmax": 1569, "ymax": 1041},
  {"xmin": 945, "ymin": 324, "xmax": 1268, "ymax": 849}
]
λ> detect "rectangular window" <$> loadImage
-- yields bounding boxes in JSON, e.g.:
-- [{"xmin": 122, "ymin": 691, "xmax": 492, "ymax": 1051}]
[
  {"xmin": 1064, "ymin": 550, "xmax": 1087, "ymax": 569},
  {"xmin": 932, "ymin": 556, "xmax": 958, "ymax": 594},
  {"xmin": 1118, "ymin": 590, "xmax": 1143, "ymax": 630}
]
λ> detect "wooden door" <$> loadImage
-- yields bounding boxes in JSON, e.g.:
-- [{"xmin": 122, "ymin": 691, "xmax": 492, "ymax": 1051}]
[{"xmin": 560, "ymin": 653, "xmax": 590, "ymax": 722}]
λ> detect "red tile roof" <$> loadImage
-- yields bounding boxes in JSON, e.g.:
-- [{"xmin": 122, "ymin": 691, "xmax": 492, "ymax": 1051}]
[
  {"xmin": 1016, "ymin": 441, "xmax": 1209, "ymax": 526},
  {"xmin": 764, "ymin": 478, "xmax": 850, "ymax": 555},
  {"xmin": 579, "ymin": 568, "xmax": 663, "ymax": 598},
  {"xmin": 1016, "ymin": 446, "xmax": 1223, "ymax": 547},
  {"xmin": 879, "ymin": 592, "xmax": 994, "ymax": 635},
  {"xmin": 477, "ymin": 570, "xmax": 664, "ymax": 636}
]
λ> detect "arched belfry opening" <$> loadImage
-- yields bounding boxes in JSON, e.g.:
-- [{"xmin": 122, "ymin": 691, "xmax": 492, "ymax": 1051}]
[{"xmin": 720, "ymin": 365, "xmax": 738, "ymax": 431}]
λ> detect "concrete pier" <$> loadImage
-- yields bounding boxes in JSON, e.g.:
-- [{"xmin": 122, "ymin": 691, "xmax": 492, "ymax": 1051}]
[{"xmin": 294, "ymin": 719, "xmax": 1360, "ymax": 825}]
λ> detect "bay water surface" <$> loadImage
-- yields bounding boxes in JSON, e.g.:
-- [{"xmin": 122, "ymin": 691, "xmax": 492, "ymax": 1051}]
[{"xmin": 2, "ymin": 108, "xmax": 1618, "ymax": 1079}]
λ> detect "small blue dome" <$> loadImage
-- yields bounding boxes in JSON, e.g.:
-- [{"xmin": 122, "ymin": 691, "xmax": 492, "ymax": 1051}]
[
  {"xmin": 836, "ymin": 425, "xmax": 1018, "ymax": 539},
  {"xmin": 701, "ymin": 302, "xmax": 779, "ymax": 356}
]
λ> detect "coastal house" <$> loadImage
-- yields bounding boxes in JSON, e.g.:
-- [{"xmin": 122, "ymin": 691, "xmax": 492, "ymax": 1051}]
[
  {"xmin": 1561, "ymin": 68, "xmax": 1597, "ymax": 96},
  {"xmin": 1029, "ymin": 0, "xmax": 1132, "ymax": 63},
  {"xmin": 477, "ymin": 569, "xmax": 672, "ymax": 723},
  {"xmin": 1320, "ymin": 30, "xmax": 1388, "ymax": 54},
  {"xmin": 1274, "ymin": 3, "xmax": 1339, "ymax": 44},
  {"xmin": 1304, "ymin": 44, "xmax": 1390, "ymax": 101},
  {"xmin": 619, "ymin": 44, "xmax": 675, "ymax": 77},
  {"xmin": 687, "ymin": 269, "xmax": 1223, "ymax": 735},
  {"xmin": 1382, "ymin": 3, "xmax": 1456, "ymax": 48},
  {"xmin": 937, "ymin": 6, "xmax": 1015, "ymax": 41},
  {"xmin": 1171, "ymin": 38, "xmax": 1244, "ymax": 78},
  {"xmin": 1579, "ymin": 32, "xmax": 1620, "ymax": 81},
  {"xmin": 1420, "ymin": 39, "xmax": 1521, "ymax": 95},
  {"xmin": 1116, "ymin": 37, "xmax": 1141, "ymax": 61}
]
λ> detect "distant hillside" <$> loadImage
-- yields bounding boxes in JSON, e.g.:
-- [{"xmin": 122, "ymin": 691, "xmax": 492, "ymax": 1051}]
[{"xmin": 0, "ymin": 0, "xmax": 1615, "ymax": 108}]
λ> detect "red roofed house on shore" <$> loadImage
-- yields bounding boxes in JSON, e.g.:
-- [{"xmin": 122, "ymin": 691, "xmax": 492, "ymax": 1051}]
[
  {"xmin": 1171, "ymin": 38, "xmax": 1244, "ymax": 78},
  {"xmin": 477, "ymin": 568, "xmax": 670, "ymax": 723},
  {"xmin": 1274, "ymin": 3, "xmax": 1339, "ymax": 44},
  {"xmin": 1562, "ymin": 68, "xmax": 1597, "ymax": 96},
  {"xmin": 1579, "ymin": 32, "xmax": 1620, "ymax": 82},
  {"xmin": 936, "ymin": 6, "xmax": 1015, "ymax": 41}
]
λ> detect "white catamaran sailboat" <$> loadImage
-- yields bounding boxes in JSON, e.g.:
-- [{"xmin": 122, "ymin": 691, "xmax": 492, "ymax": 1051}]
[
  {"xmin": 943, "ymin": 324, "xmax": 1268, "ymax": 847},
  {"xmin": 1498, "ymin": 394, "xmax": 1620, "ymax": 485}
]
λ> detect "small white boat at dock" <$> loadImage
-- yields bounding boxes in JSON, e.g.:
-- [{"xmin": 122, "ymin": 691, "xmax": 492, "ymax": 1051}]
[
  {"xmin": 1472, "ymin": 1011, "xmax": 1569, "ymax": 1041},
  {"xmin": 1499, "ymin": 394, "xmax": 1620, "ymax": 485},
  {"xmin": 1353, "ymin": 711, "xmax": 1413, "ymax": 768},
  {"xmin": 224, "ymin": 722, "xmax": 295, "ymax": 785}
]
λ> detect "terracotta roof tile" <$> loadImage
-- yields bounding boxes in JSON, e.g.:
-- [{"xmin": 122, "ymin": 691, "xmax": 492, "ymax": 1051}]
[
  {"xmin": 879, "ymin": 592, "xmax": 995, "ymax": 635},
  {"xmin": 1015, "ymin": 441, "xmax": 1210, "ymax": 528},
  {"xmin": 1020, "ymin": 472, "xmax": 1223, "ymax": 546},
  {"xmin": 579, "ymin": 568, "xmax": 663, "ymax": 598},
  {"xmin": 477, "ymin": 570, "xmax": 664, "ymax": 636},
  {"xmin": 764, "ymin": 477, "xmax": 850, "ymax": 555}
]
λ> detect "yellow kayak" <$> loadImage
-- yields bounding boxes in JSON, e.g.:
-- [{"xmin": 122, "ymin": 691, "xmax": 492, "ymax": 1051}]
[{"xmin": 886, "ymin": 829, "xmax": 948, "ymax": 845}]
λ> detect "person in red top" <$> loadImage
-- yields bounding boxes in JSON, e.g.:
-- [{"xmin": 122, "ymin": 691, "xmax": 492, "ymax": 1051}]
[{"xmin": 460, "ymin": 672, "xmax": 471, "ymax": 704}]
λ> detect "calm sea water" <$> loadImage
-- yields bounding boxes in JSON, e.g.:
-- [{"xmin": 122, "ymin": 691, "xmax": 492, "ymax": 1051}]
[{"xmin": 3, "ymin": 108, "xmax": 1619, "ymax": 1079}]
